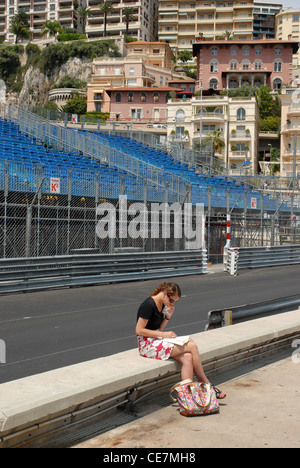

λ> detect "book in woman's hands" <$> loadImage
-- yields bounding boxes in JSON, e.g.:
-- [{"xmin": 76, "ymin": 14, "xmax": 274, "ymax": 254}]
[{"xmin": 161, "ymin": 335, "xmax": 190, "ymax": 346}]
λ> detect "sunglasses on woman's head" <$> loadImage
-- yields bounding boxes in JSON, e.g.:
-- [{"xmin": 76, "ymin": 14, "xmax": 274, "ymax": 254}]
[{"xmin": 168, "ymin": 296, "xmax": 178, "ymax": 304}]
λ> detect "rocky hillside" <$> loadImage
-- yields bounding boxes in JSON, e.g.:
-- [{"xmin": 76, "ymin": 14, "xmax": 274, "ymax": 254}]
[
  {"xmin": 0, "ymin": 40, "xmax": 121, "ymax": 107},
  {"xmin": 18, "ymin": 57, "xmax": 93, "ymax": 107}
]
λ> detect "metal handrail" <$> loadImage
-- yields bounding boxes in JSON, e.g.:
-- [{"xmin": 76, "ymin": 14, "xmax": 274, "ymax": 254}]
[
  {"xmin": 2, "ymin": 104, "xmax": 189, "ymax": 202},
  {"xmin": 206, "ymin": 294, "xmax": 300, "ymax": 330}
]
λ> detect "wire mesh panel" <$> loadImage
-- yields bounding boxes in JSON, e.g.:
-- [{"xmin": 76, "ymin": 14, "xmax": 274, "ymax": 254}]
[{"xmin": 0, "ymin": 105, "xmax": 299, "ymax": 261}]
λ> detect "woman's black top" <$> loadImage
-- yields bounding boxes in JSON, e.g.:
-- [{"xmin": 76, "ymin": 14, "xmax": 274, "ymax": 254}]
[{"xmin": 137, "ymin": 297, "xmax": 165, "ymax": 331}]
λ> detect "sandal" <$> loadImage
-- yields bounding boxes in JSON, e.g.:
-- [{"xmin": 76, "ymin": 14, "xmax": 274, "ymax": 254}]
[{"xmin": 213, "ymin": 386, "xmax": 226, "ymax": 400}]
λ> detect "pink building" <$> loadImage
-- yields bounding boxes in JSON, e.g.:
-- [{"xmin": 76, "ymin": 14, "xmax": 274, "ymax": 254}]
[
  {"xmin": 106, "ymin": 86, "xmax": 181, "ymax": 123},
  {"xmin": 193, "ymin": 35, "xmax": 299, "ymax": 91}
]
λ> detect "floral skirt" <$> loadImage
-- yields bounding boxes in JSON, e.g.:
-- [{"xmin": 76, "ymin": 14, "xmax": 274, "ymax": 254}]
[{"xmin": 137, "ymin": 336, "xmax": 175, "ymax": 361}]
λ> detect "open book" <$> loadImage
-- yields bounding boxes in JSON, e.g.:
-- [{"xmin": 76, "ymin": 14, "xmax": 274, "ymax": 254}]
[{"xmin": 160, "ymin": 335, "xmax": 190, "ymax": 346}]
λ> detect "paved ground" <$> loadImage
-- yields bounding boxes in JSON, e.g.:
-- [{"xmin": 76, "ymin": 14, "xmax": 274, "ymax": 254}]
[
  {"xmin": 1, "ymin": 264, "xmax": 300, "ymax": 383},
  {"xmin": 74, "ymin": 352, "xmax": 300, "ymax": 449}
]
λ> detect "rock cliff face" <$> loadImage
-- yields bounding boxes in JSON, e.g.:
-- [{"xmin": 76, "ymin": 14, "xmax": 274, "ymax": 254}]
[{"xmin": 17, "ymin": 57, "xmax": 92, "ymax": 107}]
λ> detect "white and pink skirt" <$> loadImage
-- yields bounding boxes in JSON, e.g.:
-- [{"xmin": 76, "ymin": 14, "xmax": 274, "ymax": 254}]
[{"xmin": 137, "ymin": 336, "xmax": 175, "ymax": 361}]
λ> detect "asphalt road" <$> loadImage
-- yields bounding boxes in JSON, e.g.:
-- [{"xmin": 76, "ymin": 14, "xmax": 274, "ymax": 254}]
[{"xmin": 0, "ymin": 264, "xmax": 299, "ymax": 384}]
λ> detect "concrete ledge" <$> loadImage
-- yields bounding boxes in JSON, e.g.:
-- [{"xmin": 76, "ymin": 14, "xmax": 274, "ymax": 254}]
[{"xmin": 1, "ymin": 310, "xmax": 300, "ymax": 447}]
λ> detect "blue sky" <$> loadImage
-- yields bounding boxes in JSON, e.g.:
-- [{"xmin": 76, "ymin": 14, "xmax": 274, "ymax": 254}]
[{"xmin": 282, "ymin": 0, "xmax": 299, "ymax": 9}]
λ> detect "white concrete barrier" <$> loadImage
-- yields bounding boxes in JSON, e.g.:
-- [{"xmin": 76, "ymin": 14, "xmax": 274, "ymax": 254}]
[{"xmin": 1, "ymin": 309, "xmax": 300, "ymax": 448}]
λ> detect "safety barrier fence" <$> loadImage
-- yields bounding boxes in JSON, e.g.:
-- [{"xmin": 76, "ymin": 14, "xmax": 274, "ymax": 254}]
[
  {"xmin": 206, "ymin": 295, "xmax": 300, "ymax": 330},
  {"xmin": 0, "ymin": 250, "xmax": 207, "ymax": 294},
  {"xmin": 1, "ymin": 311, "xmax": 300, "ymax": 447},
  {"xmin": 224, "ymin": 244, "xmax": 300, "ymax": 276}
]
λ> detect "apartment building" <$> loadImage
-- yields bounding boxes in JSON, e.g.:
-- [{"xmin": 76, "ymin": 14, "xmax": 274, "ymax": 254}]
[
  {"xmin": 85, "ymin": 0, "xmax": 158, "ymax": 42},
  {"xmin": 158, "ymin": 0, "xmax": 255, "ymax": 56},
  {"xmin": 107, "ymin": 85, "xmax": 181, "ymax": 122},
  {"xmin": 279, "ymin": 89, "xmax": 300, "ymax": 177},
  {"xmin": 0, "ymin": 0, "xmax": 84, "ymax": 42},
  {"xmin": 167, "ymin": 94, "xmax": 259, "ymax": 173},
  {"xmin": 193, "ymin": 35, "xmax": 299, "ymax": 91},
  {"xmin": 87, "ymin": 41, "xmax": 185, "ymax": 113},
  {"xmin": 253, "ymin": 1, "xmax": 282, "ymax": 39},
  {"xmin": 276, "ymin": 10, "xmax": 300, "ymax": 67}
]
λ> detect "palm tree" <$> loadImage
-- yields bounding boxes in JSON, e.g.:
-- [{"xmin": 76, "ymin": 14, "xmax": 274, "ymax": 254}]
[
  {"xmin": 98, "ymin": 1, "xmax": 114, "ymax": 37},
  {"xmin": 41, "ymin": 20, "xmax": 63, "ymax": 41},
  {"xmin": 76, "ymin": 6, "xmax": 93, "ymax": 37},
  {"xmin": 122, "ymin": 7, "xmax": 135, "ymax": 35},
  {"xmin": 203, "ymin": 130, "xmax": 225, "ymax": 157},
  {"xmin": 10, "ymin": 11, "xmax": 31, "ymax": 43},
  {"xmin": 221, "ymin": 30, "xmax": 235, "ymax": 40}
]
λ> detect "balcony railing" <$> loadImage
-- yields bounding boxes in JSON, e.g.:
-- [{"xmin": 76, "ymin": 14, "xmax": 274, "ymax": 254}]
[
  {"xmin": 230, "ymin": 151, "xmax": 248, "ymax": 158},
  {"xmin": 230, "ymin": 131, "xmax": 251, "ymax": 139},
  {"xmin": 192, "ymin": 112, "xmax": 225, "ymax": 121}
]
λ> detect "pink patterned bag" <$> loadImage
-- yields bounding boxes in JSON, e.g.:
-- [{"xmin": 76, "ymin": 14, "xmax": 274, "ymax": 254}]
[{"xmin": 170, "ymin": 379, "xmax": 219, "ymax": 417}]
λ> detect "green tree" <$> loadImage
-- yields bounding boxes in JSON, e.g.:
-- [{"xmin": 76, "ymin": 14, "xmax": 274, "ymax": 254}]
[
  {"xmin": 0, "ymin": 46, "xmax": 21, "ymax": 81},
  {"xmin": 220, "ymin": 30, "xmax": 235, "ymax": 40},
  {"xmin": 256, "ymin": 86, "xmax": 274, "ymax": 119},
  {"xmin": 269, "ymin": 148, "xmax": 280, "ymax": 175},
  {"xmin": 99, "ymin": 1, "xmax": 114, "ymax": 37},
  {"xmin": 122, "ymin": 7, "xmax": 135, "ymax": 35},
  {"xmin": 259, "ymin": 116, "xmax": 281, "ymax": 132},
  {"xmin": 52, "ymin": 75, "xmax": 86, "ymax": 89},
  {"xmin": 41, "ymin": 20, "xmax": 63, "ymax": 41},
  {"xmin": 63, "ymin": 93, "xmax": 87, "ymax": 114},
  {"xmin": 10, "ymin": 11, "xmax": 31, "ymax": 43},
  {"xmin": 76, "ymin": 6, "xmax": 93, "ymax": 36},
  {"xmin": 178, "ymin": 50, "xmax": 193, "ymax": 63},
  {"xmin": 37, "ymin": 40, "xmax": 121, "ymax": 74},
  {"xmin": 203, "ymin": 130, "xmax": 225, "ymax": 156}
]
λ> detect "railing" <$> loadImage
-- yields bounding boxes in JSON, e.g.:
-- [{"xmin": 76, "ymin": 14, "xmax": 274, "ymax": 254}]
[
  {"xmin": 224, "ymin": 245, "xmax": 300, "ymax": 276},
  {"xmin": 0, "ymin": 250, "xmax": 207, "ymax": 294},
  {"xmin": 206, "ymin": 294, "xmax": 300, "ymax": 329},
  {"xmin": 2, "ymin": 103, "xmax": 189, "ymax": 202}
]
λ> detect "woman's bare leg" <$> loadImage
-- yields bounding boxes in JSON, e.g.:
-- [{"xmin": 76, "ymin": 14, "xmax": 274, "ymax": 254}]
[
  {"xmin": 172, "ymin": 353, "xmax": 194, "ymax": 381},
  {"xmin": 171, "ymin": 341, "xmax": 210, "ymax": 384}
]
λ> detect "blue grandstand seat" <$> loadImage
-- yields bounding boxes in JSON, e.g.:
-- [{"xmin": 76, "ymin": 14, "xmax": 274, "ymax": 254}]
[{"xmin": 0, "ymin": 117, "xmax": 289, "ymax": 211}]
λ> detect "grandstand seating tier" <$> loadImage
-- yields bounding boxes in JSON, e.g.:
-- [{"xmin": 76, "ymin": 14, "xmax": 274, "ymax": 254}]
[{"xmin": 0, "ymin": 117, "xmax": 289, "ymax": 212}]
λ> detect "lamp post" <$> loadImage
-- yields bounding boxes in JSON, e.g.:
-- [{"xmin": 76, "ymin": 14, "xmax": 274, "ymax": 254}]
[{"xmin": 199, "ymin": 86, "xmax": 203, "ymax": 152}]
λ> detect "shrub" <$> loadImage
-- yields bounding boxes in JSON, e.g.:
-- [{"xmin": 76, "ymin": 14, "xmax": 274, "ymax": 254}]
[
  {"xmin": 57, "ymin": 33, "xmax": 86, "ymax": 42},
  {"xmin": 38, "ymin": 40, "xmax": 121, "ymax": 75}
]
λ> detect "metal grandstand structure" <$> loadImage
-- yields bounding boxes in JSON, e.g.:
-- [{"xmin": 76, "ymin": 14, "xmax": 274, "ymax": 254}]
[{"xmin": 0, "ymin": 103, "xmax": 299, "ymax": 260}]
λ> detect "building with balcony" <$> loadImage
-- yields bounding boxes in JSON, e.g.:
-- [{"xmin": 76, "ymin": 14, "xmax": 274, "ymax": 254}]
[
  {"xmin": 192, "ymin": 35, "xmax": 299, "ymax": 92},
  {"xmin": 278, "ymin": 89, "xmax": 300, "ymax": 178},
  {"xmin": 85, "ymin": 0, "xmax": 158, "ymax": 42},
  {"xmin": 276, "ymin": 9, "xmax": 300, "ymax": 68},
  {"xmin": 0, "ymin": 0, "xmax": 85, "ymax": 43},
  {"xmin": 87, "ymin": 41, "xmax": 188, "ymax": 113},
  {"xmin": 167, "ymin": 94, "xmax": 259, "ymax": 174},
  {"xmin": 158, "ymin": 0, "xmax": 255, "ymax": 57},
  {"xmin": 253, "ymin": 1, "xmax": 282, "ymax": 39},
  {"xmin": 106, "ymin": 86, "xmax": 181, "ymax": 123}
]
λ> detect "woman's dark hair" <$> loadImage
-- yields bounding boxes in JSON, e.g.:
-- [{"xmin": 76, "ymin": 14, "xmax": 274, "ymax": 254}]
[{"xmin": 151, "ymin": 282, "xmax": 182, "ymax": 298}]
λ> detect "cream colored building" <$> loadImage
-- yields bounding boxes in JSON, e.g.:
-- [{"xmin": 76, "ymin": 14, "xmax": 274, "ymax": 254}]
[
  {"xmin": 48, "ymin": 88, "xmax": 86, "ymax": 107},
  {"xmin": 85, "ymin": 0, "xmax": 158, "ymax": 42},
  {"xmin": 158, "ymin": 0, "xmax": 254, "ymax": 56},
  {"xmin": 278, "ymin": 89, "xmax": 300, "ymax": 177},
  {"xmin": 167, "ymin": 95, "xmax": 259, "ymax": 174},
  {"xmin": 276, "ymin": 10, "xmax": 300, "ymax": 68},
  {"xmin": 0, "ymin": 0, "xmax": 85, "ymax": 43},
  {"xmin": 87, "ymin": 41, "xmax": 186, "ymax": 113}
]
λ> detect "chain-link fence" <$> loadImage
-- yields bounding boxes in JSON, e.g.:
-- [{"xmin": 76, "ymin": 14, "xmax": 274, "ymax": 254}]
[
  {"xmin": 0, "ymin": 104, "xmax": 299, "ymax": 261},
  {"xmin": 0, "ymin": 159, "xmax": 203, "ymax": 258},
  {"xmin": 1, "ymin": 165, "xmax": 299, "ymax": 261},
  {"xmin": 206, "ymin": 213, "xmax": 300, "ymax": 263}
]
